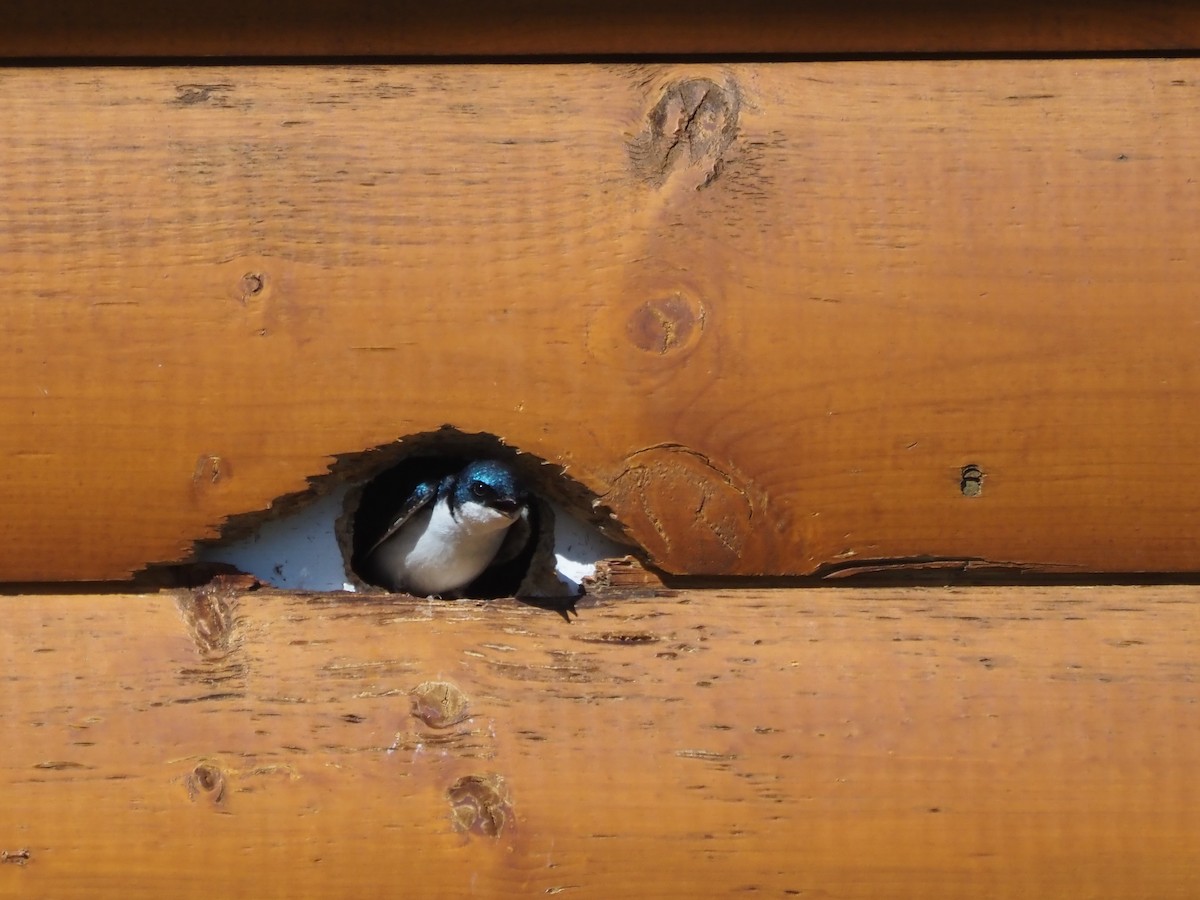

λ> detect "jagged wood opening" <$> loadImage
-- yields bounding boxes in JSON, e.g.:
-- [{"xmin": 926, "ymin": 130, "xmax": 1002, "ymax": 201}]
[{"xmin": 192, "ymin": 427, "xmax": 637, "ymax": 598}]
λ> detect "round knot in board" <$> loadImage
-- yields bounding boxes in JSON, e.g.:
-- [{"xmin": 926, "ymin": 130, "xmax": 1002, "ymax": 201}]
[{"xmin": 629, "ymin": 77, "xmax": 740, "ymax": 191}]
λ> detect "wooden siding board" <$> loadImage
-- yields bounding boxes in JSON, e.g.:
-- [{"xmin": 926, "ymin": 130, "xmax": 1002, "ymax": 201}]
[
  {"xmin": 1, "ymin": 585, "xmax": 1198, "ymax": 897},
  {"xmin": 2, "ymin": 61, "xmax": 1199, "ymax": 580}
]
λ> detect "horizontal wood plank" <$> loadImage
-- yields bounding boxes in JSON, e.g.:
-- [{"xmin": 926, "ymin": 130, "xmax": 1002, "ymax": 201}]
[
  {"xmin": 4, "ymin": 0, "xmax": 1200, "ymax": 57},
  {"xmin": 3, "ymin": 61, "xmax": 1200, "ymax": 580},
  {"xmin": 1, "ymin": 585, "xmax": 1198, "ymax": 898}
]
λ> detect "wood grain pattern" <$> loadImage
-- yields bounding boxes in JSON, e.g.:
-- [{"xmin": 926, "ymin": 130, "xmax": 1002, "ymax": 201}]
[
  {"xmin": 1, "ymin": 585, "xmax": 1198, "ymax": 898},
  {"xmin": 4, "ymin": 0, "xmax": 1200, "ymax": 57},
  {"xmin": 3, "ymin": 61, "xmax": 1200, "ymax": 581}
]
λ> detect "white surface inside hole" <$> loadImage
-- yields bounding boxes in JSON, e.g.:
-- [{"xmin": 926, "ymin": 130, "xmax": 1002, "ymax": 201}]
[
  {"xmin": 550, "ymin": 507, "xmax": 628, "ymax": 593},
  {"xmin": 198, "ymin": 487, "xmax": 625, "ymax": 595},
  {"xmin": 198, "ymin": 484, "xmax": 357, "ymax": 591}
]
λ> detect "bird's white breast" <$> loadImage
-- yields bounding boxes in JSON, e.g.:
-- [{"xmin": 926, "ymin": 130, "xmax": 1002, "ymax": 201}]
[{"xmin": 372, "ymin": 498, "xmax": 514, "ymax": 596}]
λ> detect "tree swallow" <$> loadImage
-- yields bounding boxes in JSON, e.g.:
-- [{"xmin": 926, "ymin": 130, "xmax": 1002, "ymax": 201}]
[{"xmin": 361, "ymin": 460, "xmax": 531, "ymax": 597}]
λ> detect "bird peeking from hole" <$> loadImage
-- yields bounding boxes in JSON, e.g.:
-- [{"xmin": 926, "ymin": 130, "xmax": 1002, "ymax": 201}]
[{"xmin": 361, "ymin": 460, "xmax": 532, "ymax": 597}]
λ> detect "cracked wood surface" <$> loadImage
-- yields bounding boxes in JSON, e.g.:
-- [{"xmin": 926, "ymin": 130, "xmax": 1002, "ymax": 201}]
[
  {"xmin": 4, "ymin": 61, "xmax": 1200, "ymax": 580},
  {"xmin": 4, "ymin": 0, "xmax": 1200, "ymax": 57},
  {"xmin": 1, "ymin": 585, "xmax": 1198, "ymax": 898}
]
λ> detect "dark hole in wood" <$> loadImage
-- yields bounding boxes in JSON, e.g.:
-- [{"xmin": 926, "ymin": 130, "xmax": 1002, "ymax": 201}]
[
  {"xmin": 960, "ymin": 464, "xmax": 984, "ymax": 497},
  {"xmin": 349, "ymin": 454, "xmax": 539, "ymax": 599}
]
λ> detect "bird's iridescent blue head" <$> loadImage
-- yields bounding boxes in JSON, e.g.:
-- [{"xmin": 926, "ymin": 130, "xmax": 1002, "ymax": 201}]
[{"xmin": 452, "ymin": 460, "xmax": 527, "ymax": 516}]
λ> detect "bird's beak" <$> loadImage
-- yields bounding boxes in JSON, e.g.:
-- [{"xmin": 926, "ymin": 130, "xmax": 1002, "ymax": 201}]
[{"xmin": 489, "ymin": 498, "xmax": 524, "ymax": 516}]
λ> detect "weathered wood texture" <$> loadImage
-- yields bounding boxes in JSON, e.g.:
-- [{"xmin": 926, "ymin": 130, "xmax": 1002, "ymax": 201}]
[
  {"xmin": 4, "ymin": 0, "xmax": 1200, "ymax": 57},
  {"xmin": 3, "ymin": 61, "xmax": 1200, "ymax": 581},
  {"xmin": 1, "ymin": 585, "xmax": 1198, "ymax": 898}
]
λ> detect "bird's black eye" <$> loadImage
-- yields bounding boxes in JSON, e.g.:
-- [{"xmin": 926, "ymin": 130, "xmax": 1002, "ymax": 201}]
[{"xmin": 470, "ymin": 481, "xmax": 491, "ymax": 499}]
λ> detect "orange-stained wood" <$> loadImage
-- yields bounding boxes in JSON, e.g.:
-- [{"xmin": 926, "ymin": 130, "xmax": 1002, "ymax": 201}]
[
  {"xmin": 3, "ymin": 61, "xmax": 1200, "ymax": 580},
  {"xmin": 1, "ymin": 585, "xmax": 1198, "ymax": 898},
  {"xmin": 3, "ymin": 0, "xmax": 1200, "ymax": 57}
]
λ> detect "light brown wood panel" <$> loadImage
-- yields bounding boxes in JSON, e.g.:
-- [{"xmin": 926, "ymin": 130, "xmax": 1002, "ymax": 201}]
[
  {"xmin": 1, "ymin": 585, "xmax": 1198, "ymax": 898},
  {"xmin": 3, "ymin": 61, "xmax": 1200, "ymax": 581},
  {"xmin": 4, "ymin": 0, "xmax": 1200, "ymax": 57}
]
